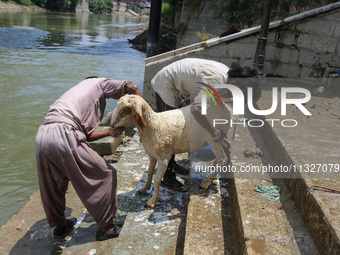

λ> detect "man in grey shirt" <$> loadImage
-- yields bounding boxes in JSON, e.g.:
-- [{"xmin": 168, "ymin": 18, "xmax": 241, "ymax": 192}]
[{"xmin": 151, "ymin": 58, "xmax": 259, "ymax": 192}]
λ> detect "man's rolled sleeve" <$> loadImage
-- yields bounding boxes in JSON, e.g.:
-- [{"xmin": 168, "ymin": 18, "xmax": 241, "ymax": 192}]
[{"xmin": 102, "ymin": 79, "xmax": 130, "ymax": 99}]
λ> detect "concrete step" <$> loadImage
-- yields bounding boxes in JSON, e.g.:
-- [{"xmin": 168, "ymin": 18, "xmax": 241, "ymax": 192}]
[
  {"xmin": 183, "ymin": 178, "xmax": 226, "ymax": 255},
  {"xmin": 108, "ymin": 179, "xmax": 188, "ymax": 255},
  {"xmin": 62, "ymin": 131, "xmax": 190, "ymax": 254},
  {"xmin": 88, "ymin": 126, "xmax": 124, "ymax": 156},
  {"xmin": 0, "ymin": 185, "xmax": 85, "ymax": 255},
  {"xmin": 222, "ymin": 116, "xmax": 318, "ymax": 255},
  {"xmin": 255, "ymin": 84, "xmax": 340, "ymax": 255},
  {"xmin": 63, "ymin": 188, "xmax": 188, "ymax": 255}
]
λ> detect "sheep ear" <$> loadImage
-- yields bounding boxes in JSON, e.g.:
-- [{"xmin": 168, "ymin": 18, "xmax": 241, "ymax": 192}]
[
  {"xmin": 119, "ymin": 106, "xmax": 132, "ymax": 118},
  {"xmin": 136, "ymin": 114, "xmax": 147, "ymax": 131},
  {"xmin": 131, "ymin": 100, "xmax": 147, "ymax": 131}
]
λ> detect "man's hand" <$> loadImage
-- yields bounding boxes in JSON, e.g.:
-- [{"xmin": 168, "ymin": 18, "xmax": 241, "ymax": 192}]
[
  {"xmin": 87, "ymin": 127, "xmax": 125, "ymax": 141},
  {"xmin": 109, "ymin": 127, "xmax": 125, "ymax": 137},
  {"xmin": 124, "ymin": 82, "xmax": 142, "ymax": 97}
]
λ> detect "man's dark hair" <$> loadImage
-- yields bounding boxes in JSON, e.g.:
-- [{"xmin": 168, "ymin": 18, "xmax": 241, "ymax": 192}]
[
  {"xmin": 227, "ymin": 66, "xmax": 258, "ymax": 78},
  {"xmin": 228, "ymin": 66, "xmax": 261, "ymax": 102},
  {"xmin": 85, "ymin": 76, "xmax": 98, "ymax": 79}
]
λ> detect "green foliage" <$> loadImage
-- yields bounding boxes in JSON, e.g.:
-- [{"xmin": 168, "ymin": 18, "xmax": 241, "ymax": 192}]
[
  {"xmin": 210, "ymin": 0, "xmax": 264, "ymax": 27},
  {"xmin": 89, "ymin": 0, "xmax": 113, "ymax": 14},
  {"xmin": 210, "ymin": 0, "xmax": 339, "ymax": 27},
  {"xmin": 47, "ymin": 0, "xmax": 80, "ymax": 11},
  {"xmin": 31, "ymin": 0, "xmax": 47, "ymax": 8},
  {"xmin": 161, "ymin": 0, "xmax": 182, "ymax": 26},
  {"xmin": 196, "ymin": 27, "xmax": 213, "ymax": 41},
  {"xmin": 161, "ymin": 2, "xmax": 174, "ymax": 25},
  {"xmin": 13, "ymin": 0, "xmax": 33, "ymax": 6},
  {"xmin": 273, "ymin": 0, "xmax": 339, "ymax": 18},
  {"xmin": 31, "ymin": 0, "xmax": 81, "ymax": 11}
]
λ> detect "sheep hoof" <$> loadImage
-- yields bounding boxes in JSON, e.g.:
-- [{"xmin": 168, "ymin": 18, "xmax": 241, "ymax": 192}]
[
  {"xmin": 138, "ymin": 188, "xmax": 147, "ymax": 195},
  {"xmin": 144, "ymin": 203, "xmax": 155, "ymax": 210}
]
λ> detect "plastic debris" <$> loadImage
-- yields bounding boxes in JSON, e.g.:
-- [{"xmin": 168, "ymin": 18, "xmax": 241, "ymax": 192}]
[
  {"xmin": 162, "ymin": 33, "xmax": 175, "ymax": 39},
  {"xmin": 254, "ymin": 184, "xmax": 281, "ymax": 202},
  {"xmin": 74, "ymin": 215, "xmax": 85, "ymax": 229},
  {"xmin": 135, "ymin": 182, "xmax": 154, "ymax": 194},
  {"xmin": 87, "ymin": 249, "xmax": 96, "ymax": 255}
]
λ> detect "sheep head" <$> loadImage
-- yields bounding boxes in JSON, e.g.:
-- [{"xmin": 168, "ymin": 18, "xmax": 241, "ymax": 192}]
[{"xmin": 110, "ymin": 95, "xmax": 147, "ymax": 131}]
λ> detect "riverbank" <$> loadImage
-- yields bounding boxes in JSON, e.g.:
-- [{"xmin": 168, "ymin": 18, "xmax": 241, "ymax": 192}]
[
  {"xmin": 0, "ymin": 0, "xmax": 44, "ymax": 12},
  {"xmin": 128, "ymin": 25, "xmax": 177, "ymax": 54},
  {"xmin": 0, "ymin": 0, "xmax": 145, "ymax": 17}
]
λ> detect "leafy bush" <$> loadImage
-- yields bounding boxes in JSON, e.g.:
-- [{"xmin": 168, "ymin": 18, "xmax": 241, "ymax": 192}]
[
  {"xmin": 89, "ymin": 0, "xmax": 113, "ymax": 14},
  {"xmin": 161, "ymin": 2, "xmax": 173, "ymax": 25},
  {"xmin": 13, "ymin": 0, "xmax": 33, "ymax": 6},
  {"xmin": 210, "ymin": 0, "xmax": 264, "ymax": 27},
  {"xmin": 161, "ymin": 0, "xmax": 182, "ymax": 26},
  {"xmin": 31, "ymin": 0, "xmax": 47, "ymax": 8},
  {"xmin": 31, "ymin": 0, "xmax": 80, "ymax": 11}
]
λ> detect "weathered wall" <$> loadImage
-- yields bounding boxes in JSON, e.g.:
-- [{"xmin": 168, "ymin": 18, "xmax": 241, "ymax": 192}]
[
  {"xmin": 143, "ymin": 4, "xmax": 340, "ymax": 108},
  {"xmin": 176, "ymin": 0, "xmax": 229, "ymax": 48},
  {"xmin": 259, "ymin": 10, "xmax": 340, "ymax": 78}
]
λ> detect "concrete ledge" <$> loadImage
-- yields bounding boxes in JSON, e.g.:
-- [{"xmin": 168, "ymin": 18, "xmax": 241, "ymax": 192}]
[
  {"xmin": 227, "ymin": 117, "xmax": 318, "ymax": 254},
  {"xmin": 0, "ymin": 185, "xmax": 85, "ymax": 255},
  {"xmin": 145, "ymin": 43, "xmax": 205, "ymax": 65},
  {"xmin": 255, "ymin": 86, "xmax": 340, "ymax": 255},
  {"xmin": 184, "ymin": 179, "xmax": 225, "ymax": 255},
  {"xmin": 88, "ymin": 126, "xmax": 123, "ymax": 155}
]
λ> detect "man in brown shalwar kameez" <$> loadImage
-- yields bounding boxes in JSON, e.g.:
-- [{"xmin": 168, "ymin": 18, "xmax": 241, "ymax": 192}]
[{"xmin": 35, "ymin": 77, "xmax": 142, "ymax": 241}]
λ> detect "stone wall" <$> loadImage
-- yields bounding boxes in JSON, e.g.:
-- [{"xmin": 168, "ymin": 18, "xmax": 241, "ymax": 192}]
[
  {"xmin": 143, "ymin": 3, "xmax": 340, "ymax": 108},
  {"xmin": 176, "ymin": 0, "xmax": 229, "ymax": 48}
]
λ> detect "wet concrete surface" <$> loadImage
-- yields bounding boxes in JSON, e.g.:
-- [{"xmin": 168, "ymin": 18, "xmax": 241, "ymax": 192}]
[
  {"xmin": 229, "ymin": 124, "xmax": 318, "ymax": 255},
  {"xmin": 0, "ymin": 185, "xmax": 85, "ymax": 255},
  {"xmin": 184, "ymin": 178, "xmax": 226, "ymax": 255},
  {"xmin": 63, "ymin": 132, "xmax": 190, "ymax": 255},
  {"xmin": 253, "ymin": 81, "xmax": 340, "ymax": 254},
  {"xmin": 0, "ymin": 130, "xmax": 190, "ymax": 255}
]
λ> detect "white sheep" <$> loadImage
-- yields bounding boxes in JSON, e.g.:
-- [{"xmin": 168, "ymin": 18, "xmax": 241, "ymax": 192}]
[{"xmin": 110, "ymin": 95, "xmax": 233, "ymax": 209}]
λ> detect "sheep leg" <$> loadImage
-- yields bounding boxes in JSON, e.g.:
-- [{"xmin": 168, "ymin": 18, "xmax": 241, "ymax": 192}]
[
  {"xmin": 200, "ymin": 139, "xmax": 230, "ymax": 190},
  {"xmin": 145, "ymin": 158, "xmax": 168, "ymax": 209},
  {"xmin": 138, "ymin": 156, "xmax": 157, "ymax": 195}
]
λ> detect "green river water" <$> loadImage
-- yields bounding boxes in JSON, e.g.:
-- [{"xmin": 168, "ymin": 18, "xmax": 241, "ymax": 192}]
[{"xmin": 0, "ymin": 11, "xmax": 148, "ymax": 226}]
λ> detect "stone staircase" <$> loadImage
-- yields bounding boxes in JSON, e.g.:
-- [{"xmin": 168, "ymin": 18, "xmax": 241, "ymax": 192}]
[{"xmin": 0, "ymin": 85, "xmax": 339, "ymax": 254}]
